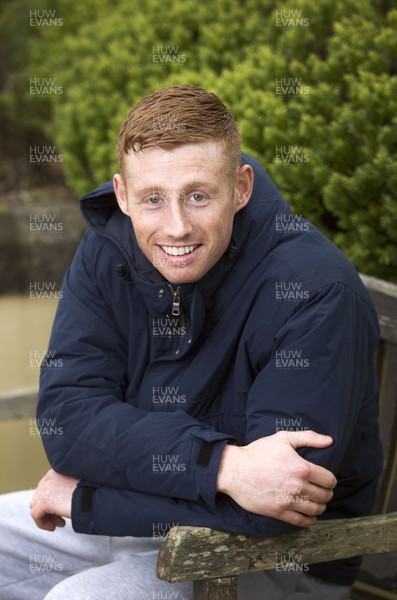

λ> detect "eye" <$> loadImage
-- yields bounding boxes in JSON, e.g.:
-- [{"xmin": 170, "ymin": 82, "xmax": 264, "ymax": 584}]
[
  {"xmin": 147, "ymin": 195, "xmax": 162, "ymax": 205},
  {"xmin": 190, "ymin": 193, "xmax": 204, "ymax": 202}
]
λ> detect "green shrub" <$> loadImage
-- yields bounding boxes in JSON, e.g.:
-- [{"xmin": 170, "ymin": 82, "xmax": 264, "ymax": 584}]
[{"xmin": 2, "ymin": 0, "xmax": 396, "ymax": 281}]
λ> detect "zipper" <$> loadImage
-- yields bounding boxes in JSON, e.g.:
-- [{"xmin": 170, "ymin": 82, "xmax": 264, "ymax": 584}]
[
  {"xmin": 168, "ymin": 284, "xmax": 181, "ymax": 316},
  {"xmin": 168, "ymin": 284, "xmax": 186, "ymax": 346}
]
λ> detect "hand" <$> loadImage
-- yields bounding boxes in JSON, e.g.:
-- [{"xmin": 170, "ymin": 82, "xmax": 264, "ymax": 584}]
[
  {"xmin": 30, "ymin": 469, "xmax": 80, "ymax": 532},
  {"xmin": 216, "ymin": 430, "xmax": 336, "ymax": 527}
]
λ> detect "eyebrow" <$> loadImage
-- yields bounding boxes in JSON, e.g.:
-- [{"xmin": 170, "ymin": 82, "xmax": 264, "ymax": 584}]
[{"xmin": 132, "ymin": 181, "xmax": 219, "ymax": 197}]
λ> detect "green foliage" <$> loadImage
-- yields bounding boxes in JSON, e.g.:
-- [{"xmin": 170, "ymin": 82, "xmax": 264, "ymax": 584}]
[{"xmin": 1, "ymin": 0, "xmax": 396, "ymax": 281}]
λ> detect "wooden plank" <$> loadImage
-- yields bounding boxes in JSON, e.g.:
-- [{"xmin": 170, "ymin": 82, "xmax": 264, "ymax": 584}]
[
  {"xmin": 353, "ymin": 580, "xmax": 397, "ymax": 600},
  {"xmin": 360, "ymin": 274, "xmax": 397, "ymax": 300},
  {"xmin": 360, "ymin": 275, "xmax": 397, "ymax": 344},
  {"xmin": 375, "ymin": 342, "xmax": 397, "ymax": 513},
  {"xmin": 0, "ymin": 387, "xmax": 37, "ymax": 420},
  {"xmin": 157, "ymin": 512, "xmax": 397, "ymax": 583},
  {"xmin": 384, "ymin": 442, "xmax": 397, "ymax": 513},
  {"xmin": 193, "ymin": 578, "xmax": 237, "ymax": 600}
]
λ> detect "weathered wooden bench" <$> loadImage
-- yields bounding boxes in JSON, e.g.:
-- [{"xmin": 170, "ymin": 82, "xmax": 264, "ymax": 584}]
[{"xmin": 157, "ymin": 274, "xmax": 397, "ymax": 600}]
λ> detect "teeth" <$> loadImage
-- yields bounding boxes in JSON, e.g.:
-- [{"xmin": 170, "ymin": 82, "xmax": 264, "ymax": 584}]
[{"xmin": 161, "ymin": 245, "xmax": 198, "ymax": 256}]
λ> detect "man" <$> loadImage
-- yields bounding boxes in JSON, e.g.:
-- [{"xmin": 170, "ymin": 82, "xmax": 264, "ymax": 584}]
[{"xmin": 0, "ymin": 85, "xmax": 381, "ymax": 599}]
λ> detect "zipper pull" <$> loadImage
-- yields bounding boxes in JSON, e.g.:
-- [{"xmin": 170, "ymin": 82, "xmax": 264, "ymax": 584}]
[{"xmin": 169, "ymin": 286, "xmax": 180, "ymax": 316}]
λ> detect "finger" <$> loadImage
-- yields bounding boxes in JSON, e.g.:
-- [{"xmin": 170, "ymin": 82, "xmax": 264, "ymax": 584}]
[
  {"xmin": 30, "ymin": 503, "xmax": 53, "ymax": 530},
  {"xmin": 31, "ymin": 512, "xmax": 55, "ymax": 531},
  {"xmin": 50, "ymin": 515, "xmax": 66, "ymax": 528},
  {"xmin": 37, "ymin": 513, "xmax": 66, "ymax": 528},
  {"xmin": 278, "ymin": 509, "xmax": 318, "ymax": 528},
  {"xmin": 307, "ymin": 462, "xmax": 337, "ymax": 490},
  {"xmin": 284, "ymin": 430, "xmax": 333, "ymax": 450},
  {"xmin": 294, "ymin": 500, "xmax": 326, "ymax": 517},
  {"xmin": 30, "ymin": 504, "xmax": 46, "ymax": 528},
  {"xmin": 276, "ymin": 480, "xmax": 334, "ymax": 504},
  {"xmin": 303, "ymin": 482, "xmax": 334, "ymax": 504},
  {"xmin": 37, "ymin": 517, "xmax": 56, "ymax": 532},
  {"xmin": 276, "ymin": 492, "xmax": 327, "ymax": 517},
  {"xmin": 31, "ymin": 509, "xmax": 66, "ymax": 531}
]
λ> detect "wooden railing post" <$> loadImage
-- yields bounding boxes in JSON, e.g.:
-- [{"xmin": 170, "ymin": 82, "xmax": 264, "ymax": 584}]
[{"xmin": 193, "ymin": 577, "xmax": 237, "ymax": 600}]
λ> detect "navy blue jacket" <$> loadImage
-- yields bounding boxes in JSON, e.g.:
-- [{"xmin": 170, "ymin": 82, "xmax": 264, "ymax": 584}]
[{"xmin": 37, "ymin": 153, "xmax": 382, "ymax": 586}]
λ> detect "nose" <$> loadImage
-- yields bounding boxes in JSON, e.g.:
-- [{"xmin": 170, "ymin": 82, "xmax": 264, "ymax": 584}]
[{"xmin": 162, "ymin": 198, "xmax": 193, "ymax": 239}]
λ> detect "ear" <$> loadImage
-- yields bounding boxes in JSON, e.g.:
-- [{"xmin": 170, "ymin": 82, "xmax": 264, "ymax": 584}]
[
  {"xmin": 113, "ymin": 173, "xmax": 130, "ymax": 217},
  {"xmin": 234, "ymin": 164, "xmax": 254, "ymax": 213}
]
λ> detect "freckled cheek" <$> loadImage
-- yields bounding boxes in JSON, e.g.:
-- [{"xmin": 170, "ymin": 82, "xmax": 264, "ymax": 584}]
[
  {"xmin": 132, "ymin": 218, "xmax": 161, "ymax": 247},
  {"xmin": 206, "ymin": 224, "xmax": 233, "ymax": 259}
]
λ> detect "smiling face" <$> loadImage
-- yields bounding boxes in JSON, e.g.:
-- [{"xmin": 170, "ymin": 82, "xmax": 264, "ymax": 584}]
[{"xmin": 113, "ymin": 142, "xmax": 253, "ymax": 284}]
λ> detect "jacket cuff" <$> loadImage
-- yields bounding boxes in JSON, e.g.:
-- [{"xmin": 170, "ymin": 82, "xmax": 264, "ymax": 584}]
[
  {"xmin": 71, "ymin": 482, "xmax": 98, "ymax": 534},
  {"xmin": 193, "ymin": 438, "xmax": 234, "ymax": 507}
]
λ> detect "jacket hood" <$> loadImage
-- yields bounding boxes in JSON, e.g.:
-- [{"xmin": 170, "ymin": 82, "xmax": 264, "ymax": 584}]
[{"xmin": 79, "ymin": 152, "xmax": 293, "ymax": 293}]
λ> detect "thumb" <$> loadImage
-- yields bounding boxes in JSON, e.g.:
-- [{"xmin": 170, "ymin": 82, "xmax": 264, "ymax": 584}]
[{"xmin": 283, "ymin": 430, "xmax": 333, "ymax": 450}]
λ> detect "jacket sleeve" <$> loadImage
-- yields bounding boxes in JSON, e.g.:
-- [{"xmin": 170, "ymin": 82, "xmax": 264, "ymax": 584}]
[
  {"xmin": 71, "ymin": 480, "xmax": 300, "ymax": 539},
  {"xmin": 37, "ymin": 231, "xmax": 233, "ymax": 507},
  {"xmin": 245, "ymin": 280, "xmax": 380, "ymax": 478}
]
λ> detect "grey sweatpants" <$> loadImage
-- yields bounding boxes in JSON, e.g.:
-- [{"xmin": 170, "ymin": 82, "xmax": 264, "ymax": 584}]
[{"xmin": 0, "ymin": 490, "xmax": 351, "ymax": 599}]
